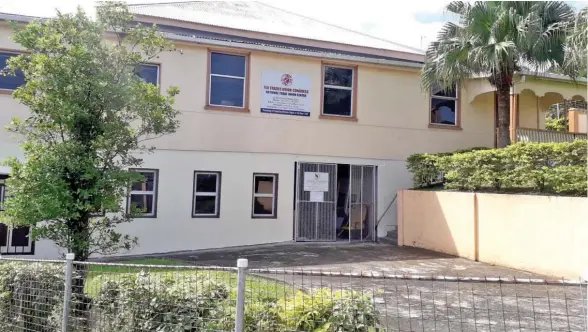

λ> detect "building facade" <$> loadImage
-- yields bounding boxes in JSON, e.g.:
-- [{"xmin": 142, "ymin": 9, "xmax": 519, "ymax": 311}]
[{"xmin": 0, "ymin": 2, "xmax": 585, "ymax": 258}]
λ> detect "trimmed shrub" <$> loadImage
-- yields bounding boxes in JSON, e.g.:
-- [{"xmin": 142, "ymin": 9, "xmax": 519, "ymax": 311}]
[{"xmin": 406, "ymin": 140, "xmax": 587, "ymax": 196}]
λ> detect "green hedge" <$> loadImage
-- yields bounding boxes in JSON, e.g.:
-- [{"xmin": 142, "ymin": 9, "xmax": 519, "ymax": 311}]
[{"xmin": 406, "ymin": 140, "xmax": 587, "ymax": 196}]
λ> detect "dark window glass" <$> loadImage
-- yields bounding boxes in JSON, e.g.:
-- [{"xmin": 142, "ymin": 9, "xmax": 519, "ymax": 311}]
[
  {"xmin": 210, "ymin": 76, "xmax": 245, "ymax": 107},
  {"xmin": 431, "ymin": 84, "xmax": 456, "ymax": 98},
  {"xmin": 138, "ymin": 64, "xmax": 159, "ymax": 85},
  {"xmin": 131, "ymin": 172, "xmax": 155, "ymax": 191},
  {"xmin": 211, "ymin": 53, "xmax": 246, "ymax": 77},
  {"xmin": 253, "ymin": 197, "xmax": 273, "ymax": 215},
  {"xmin": 194, "ymin": 196, "xmax": 217, "ymax": 215},
  {"xmin": 196, "ymin": 174, "xmax": 218, "ymax": 193},
  {"xmin": 10, "ymin": 227, "xmax": 29, "ymax": 247},
  {"xmin": 431, "ymin": 98, "xmax": 457, "ymax": 125},
  {"xmin": 323, "ymin": 88, "xmax": 352, "ymax": 116},
  {"xmin": 0, "ymin": 52, "xmax": 25, "ymax": 90},
  {"xmin": 254, "ymin": 176, "xmax": 275, "ymax": 194},
  {"xmin": 324, "ymin": 66, "xmax": 353, "ymax": 87},
  {"xmin": 0, "ymin": 223, "xmax": 7, "ymax": 246},
  {"xmin": 130, "ymin": 194, "xmax": 154, "ymax": 214}
]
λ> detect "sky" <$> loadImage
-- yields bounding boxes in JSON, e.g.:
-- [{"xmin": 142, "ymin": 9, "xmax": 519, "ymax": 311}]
[{"xmin": 1, "ymin": 0, "xmax": 587, "ymax": 50}]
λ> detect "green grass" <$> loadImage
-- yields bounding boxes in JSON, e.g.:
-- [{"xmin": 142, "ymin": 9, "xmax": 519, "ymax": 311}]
[{"xmin": 84, "ymin": 258, "xmax": 293, "ymax": 300}]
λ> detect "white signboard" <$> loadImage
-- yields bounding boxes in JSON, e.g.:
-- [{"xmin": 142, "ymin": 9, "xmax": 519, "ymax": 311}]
[
  {"xmin": 309, "ymin": 191, "xmax": 324, "ymax": 202},
  {"xmin": 261, "ymin": 71, "xmax": 311, "ymax": 117},
  {"xmin": 304, "ymin": 172, "xmax": 329, "ymax": 192}
]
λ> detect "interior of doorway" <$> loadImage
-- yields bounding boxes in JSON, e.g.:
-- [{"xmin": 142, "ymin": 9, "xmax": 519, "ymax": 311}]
[{"xmin": 335, "ymin": 164, "xmax": 373, "ymax": 242}]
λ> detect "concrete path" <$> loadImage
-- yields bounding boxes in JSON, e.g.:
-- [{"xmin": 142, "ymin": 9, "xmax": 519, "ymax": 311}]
[{"xmin": 163, "ymin": 242, "xmax": 545, "ymax": 278}]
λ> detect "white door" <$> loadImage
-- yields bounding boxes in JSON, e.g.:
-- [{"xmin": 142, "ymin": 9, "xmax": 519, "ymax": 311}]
[{"xmin": 295, "ymin": 163, "xmax": 337, "ymax": 241}]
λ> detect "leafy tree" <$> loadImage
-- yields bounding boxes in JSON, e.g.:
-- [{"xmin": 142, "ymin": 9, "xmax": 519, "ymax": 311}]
[
  {"xmin": 0, "ymin": 2, "xmax": 180, "ymax": 261},
  {"xmin": 421, "ymin": 1, "xmax": 574, "ymax": 148},
  {"xmin": 562, "ymin": 6, "xmax": 588, "ymax": 78}
]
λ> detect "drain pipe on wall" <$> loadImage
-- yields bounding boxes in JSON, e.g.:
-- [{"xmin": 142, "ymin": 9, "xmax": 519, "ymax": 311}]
[{"xmin": 375, "ymin": 193, "xmax": 397, "ymax": 242}]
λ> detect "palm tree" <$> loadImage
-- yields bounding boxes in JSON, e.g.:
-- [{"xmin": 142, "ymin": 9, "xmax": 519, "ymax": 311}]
[
  {"xmin": 563, "ymin": 6, "xmax": 587, "ymax": 78},
  {"xmin": 421, "ymin": 1, "xmax": 575, "ymax": 148}
]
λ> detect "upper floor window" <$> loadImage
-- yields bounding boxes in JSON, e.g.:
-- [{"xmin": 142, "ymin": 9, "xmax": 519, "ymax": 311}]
[
  {"xmin": 0, "ymin": 52, "xmax": 25, "ymax": 92},
  {"xmin": 430, "ymin": 84, "xmax": 459, "ymax": 127},
  {"xmin": 322, "ymin": 65, "xmax": 356, "ymax": 118},
  {"xmin": 208, "ymin": 52, "xmax": 248, "ymax": 109},
  {"xmin": 127, "ymin": 169, "xmax": 158, "ymax": 218},
  {"xmin": 137, "ymin": 64, "xmax": 159, "ymax": 86}
]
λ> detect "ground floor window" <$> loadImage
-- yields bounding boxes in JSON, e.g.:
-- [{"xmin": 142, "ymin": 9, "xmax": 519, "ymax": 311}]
[
  {"xmin": 193, "ymin": 171, "xmax": 221, "ymax": 218},
  {"xmin": 252, "ymin": 173, "xmax": 278, "ymax": 218},
  {"xmin": 128, "ymin": 169, "xmax": 158, "ymax": 217}
]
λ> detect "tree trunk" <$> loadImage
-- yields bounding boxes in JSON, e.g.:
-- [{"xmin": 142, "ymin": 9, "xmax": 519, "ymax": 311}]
[{"xmin": 496, "ymin": 86, "xmax": 511, "ymax": 148}]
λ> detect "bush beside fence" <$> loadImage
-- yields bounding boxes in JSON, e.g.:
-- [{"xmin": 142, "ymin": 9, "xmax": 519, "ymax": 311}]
[{"xmin": 406, "ymin": 140, "xmax": 587, "ymax": 196}]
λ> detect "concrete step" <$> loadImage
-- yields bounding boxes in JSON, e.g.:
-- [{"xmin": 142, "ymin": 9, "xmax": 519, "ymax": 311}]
[{"xmin": 378, "ymin": 229, "xmax": 397, "ymax": 245}]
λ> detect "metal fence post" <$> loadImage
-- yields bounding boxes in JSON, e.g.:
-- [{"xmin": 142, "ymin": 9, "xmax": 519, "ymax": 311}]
[
  {"xmin": 234, "ymin": 258, "xmax": 248, "ymax": 332},
  {"xmin": 62, "ymin": 253, "xmax": 75, "ymax": 332}
]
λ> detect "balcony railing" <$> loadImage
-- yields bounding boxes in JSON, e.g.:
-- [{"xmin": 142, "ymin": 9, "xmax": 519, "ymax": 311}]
[{"xmin": 516, "ymin": 127, "xmax": 588, "ymax": 143}]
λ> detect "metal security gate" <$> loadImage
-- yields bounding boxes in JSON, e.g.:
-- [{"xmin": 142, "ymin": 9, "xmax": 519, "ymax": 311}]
[
  {"xmin": 295, "ymin": 163, "xmax": 337, "ymax": 241},
  {"xmin": 347, "ymin": 165, "xmax": 376, "ymax": 242}
]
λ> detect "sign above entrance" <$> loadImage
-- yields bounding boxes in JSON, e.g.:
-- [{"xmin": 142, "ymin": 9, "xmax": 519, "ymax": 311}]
[
  {"xmin": 261, "ymin": 71, "xmax": 311, "ymax": 117},
  {"xmin": 303, "ymin": 172, "xmax": 329, "ymax": 192}
]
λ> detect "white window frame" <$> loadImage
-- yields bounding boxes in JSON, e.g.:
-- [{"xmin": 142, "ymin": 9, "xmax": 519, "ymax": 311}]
[
  {"xmin": 209, "ymin": 52, "xmax": 247, "ymax": 109},
  {"xmin": 252, "ymin": 173, "xmax": 278, "ymax": 218},
  {"xmin": 139, "ymin": 63, "xmax": 160, "ymax": 86},
  {"xmin": 430, "ymin": 84, "xmax": 458, "ymax": 127},
  {"xmin": 128, "ymin": 169, "xmax": 158, "ymax": 218},
  {"xmin": 322, "ymin": 65, "xmax": 354, "ymax": 118},
  {"xmin": 193, "ymin": 171, "xmax": 221, "ymax": 218}
]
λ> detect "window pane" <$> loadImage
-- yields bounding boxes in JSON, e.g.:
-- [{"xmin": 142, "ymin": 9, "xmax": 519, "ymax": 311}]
[
  {"xmin": 210, "ymin": 76, "xmax": 244, "ymax": 107},
  {"xmin": 11, "ymin": 227, "xmax": 30, "ymax": 247},
  {"xmin": 211, "ymin": 53, "xmax": 246, "ymax": 77},
  {"xmin": 431, "ymin": 83, "xmax": 457, "ymax": 98},
  {"xmin": 130, "ymin": 194, "xmax": 154, "ymax": 214},
  {"xmin": 254, "ymin": 176, "xmax": 275, "ymax": 194},
  {"xmin": 131, "ymin": 171, "xmax": 156, "ymax": 191},
  {"xmin": 324, "ymin": 66, "xmax": 353, "ymax": 87},
  {"xmin": 138, "ymin": 64, "xmax": 159, "ymax": 85},
  {"xmin": 0, "ymin": 53, "xmax": 25, "ymax": 90},
  {"xmin": 196, "ymin": 174, "xmax": 218, "ymax": 193},
  {"xmin": 0, "ymin": 223, "xmax": 7, "ymax": 246},
  {"xmin": 253, "ymin": 197, "xmax": 273, "ymax": 215},
  {"xmin": 194, "ymin": 196, "xmax": 217, "ymax": 215},
  {"xmin": 323, "ymin": 88, "xmax": 352, "ymax": 116},
  {"xmin": 431, "ymin": 98, "xmax": 457, "ymax": 125}
]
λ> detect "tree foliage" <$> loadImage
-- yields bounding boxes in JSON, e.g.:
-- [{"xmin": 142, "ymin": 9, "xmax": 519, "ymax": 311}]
[
  {"xmin": 0, "ymin": 2, "xmax": 180, "ymax": 260},
  {"xmin": 421, "ymin": 1, "xmax": 575, "ymax": 147}
]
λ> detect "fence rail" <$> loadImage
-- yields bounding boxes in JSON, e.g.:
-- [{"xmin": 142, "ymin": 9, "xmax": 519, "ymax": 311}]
[
  {"xmin": 516, "ymin": 127, "xmax": 588, "ymax": 143},
  {"xmin": 0, "ymin": 256, "xmax": 586, "ymax": 332}
]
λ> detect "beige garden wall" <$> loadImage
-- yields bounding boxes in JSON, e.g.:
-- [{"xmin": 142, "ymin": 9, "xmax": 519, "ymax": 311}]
[{"xmin": 397, "ymin": 190, "xmax": 588, "ymax": 279}]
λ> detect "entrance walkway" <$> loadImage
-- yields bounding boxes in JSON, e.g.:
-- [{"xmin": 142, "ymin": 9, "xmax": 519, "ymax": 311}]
[{"xmin": 161, "ymin": 242, "xmax": 547, "ymax": 278}]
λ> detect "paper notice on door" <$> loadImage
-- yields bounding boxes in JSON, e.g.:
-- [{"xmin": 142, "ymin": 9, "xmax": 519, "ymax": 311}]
[
  {"xmin": 303, "ymin": 172, "xmax": 329, "ymax": 192},
  {"xmin": 309, "ymin": 191, "xmax": 324, "ymax": 202}
]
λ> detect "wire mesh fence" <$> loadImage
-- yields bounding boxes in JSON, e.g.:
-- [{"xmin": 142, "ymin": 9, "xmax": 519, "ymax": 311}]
[{"xmin": 0, "ymin": 256, "xmax": 585, "ymax": 332}]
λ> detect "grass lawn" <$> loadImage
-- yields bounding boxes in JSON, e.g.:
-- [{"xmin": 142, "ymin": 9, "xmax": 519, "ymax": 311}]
[{"xmin": 84, "ymin": 258, "xmax": 294, "ymax": 300}]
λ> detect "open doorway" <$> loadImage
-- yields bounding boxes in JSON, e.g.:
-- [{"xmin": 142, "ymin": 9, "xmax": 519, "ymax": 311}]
[{"xmin": 294, "ymin": 162, "xmax": 376, "ymax": 242}]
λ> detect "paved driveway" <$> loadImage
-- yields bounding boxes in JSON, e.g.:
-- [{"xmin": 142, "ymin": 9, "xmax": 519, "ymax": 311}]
[
  {"xmin": 163, "ymin": 242, "xmax": 543, "ymax": 278},
  {"xmin": 155, "ymin": 242, "xmax": 586, "ymax": 331}
]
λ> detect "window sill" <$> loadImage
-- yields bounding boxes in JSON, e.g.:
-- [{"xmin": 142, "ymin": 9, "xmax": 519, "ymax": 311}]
[
  {"xmin": 252, "ymin": 215, "xmax": 278, "ymax": 219},
  {"xmin": 319, "ymin": 114, "xmax": 358, "ymax": 122},
  {"xmin": 205, "ymin": 105, "xmax": 249, "ymax": 113},
  {"xmin": 428, "ymin": 124, "xmax": 462, "ymax": 131}
]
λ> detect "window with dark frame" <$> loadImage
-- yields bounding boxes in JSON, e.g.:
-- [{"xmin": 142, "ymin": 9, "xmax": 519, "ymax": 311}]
[
  {"xmin": 137, "ymin": 64, "xmax": 159, "ymax": 86},
  {"xmin": 0, "ymin": 52, "xmax": 25, "ymax": 91},
  {"xmin": 127, "ymin": 169, "xmax": 158, "ymax": 217},
  {"xmin": 252, "ymin": 174, "xmax": 278, "ymax": 218},
  {"xmin": 209, "ymin": 52, "xmax": 247, "ymax": 108},
  {"xmin": 322, "ymin": 65, "xmax": 354, "ymax": 117},
  {"xmin": 430, "ymin": 84, "xmax": 458, "ymax": 126},
  {"xmin": 193, "ymin": 171, "xmax": 221, "ymax": 218}
]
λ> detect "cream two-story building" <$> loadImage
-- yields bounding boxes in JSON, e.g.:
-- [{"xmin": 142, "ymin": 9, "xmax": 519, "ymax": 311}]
[{"xmin": 0, "ymin": 2, "xmax": 585, "ymax": 258}]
